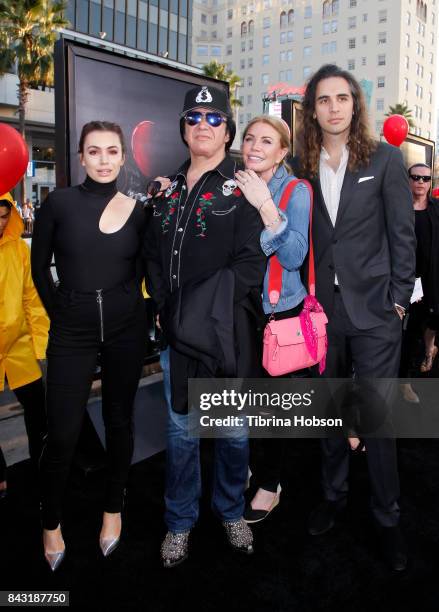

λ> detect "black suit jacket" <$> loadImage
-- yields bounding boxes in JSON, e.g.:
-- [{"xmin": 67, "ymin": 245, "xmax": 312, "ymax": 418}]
[{"xmin": 300, "ymin": 142, "xmax": 416, "ymax": 330}]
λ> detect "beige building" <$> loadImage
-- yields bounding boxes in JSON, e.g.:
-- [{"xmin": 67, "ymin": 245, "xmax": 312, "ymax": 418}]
[{"xmin": 191, "ymin": 0, "xmax": 438, "ymax": 142}]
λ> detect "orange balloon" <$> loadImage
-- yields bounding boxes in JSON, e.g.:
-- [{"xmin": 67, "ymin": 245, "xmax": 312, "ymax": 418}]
[
  {"xmin": 383, "ymin": 115, "xmax": 409, "ymax": 147},
  {"xmin": 0, "ymin": 123, "xmax": 29, "ymax": 193}
]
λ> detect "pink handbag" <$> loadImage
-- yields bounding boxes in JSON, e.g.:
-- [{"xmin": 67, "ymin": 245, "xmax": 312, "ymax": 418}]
[{"xmin": 262, "ymin": 179, "xmax": 328, "ymax": 376}]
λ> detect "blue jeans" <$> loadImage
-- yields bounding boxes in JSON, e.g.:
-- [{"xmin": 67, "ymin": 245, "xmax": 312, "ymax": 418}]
[{"xmin": 160, "ymin": 349, "xmax": 249, "ymax": 532}]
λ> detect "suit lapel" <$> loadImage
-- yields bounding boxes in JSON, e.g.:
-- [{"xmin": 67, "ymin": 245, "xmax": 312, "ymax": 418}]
[
  {"xmin": 335, "ymin": 168, "xmax": 357, "ymax": 227},
  {"xmin": 313, "ymin": 176, "xmax": 332, "ymax": 227}
]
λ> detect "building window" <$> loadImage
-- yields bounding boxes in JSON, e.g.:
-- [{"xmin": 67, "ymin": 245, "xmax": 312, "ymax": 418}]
[
  {"xmin": 303, "ymin": 66, "xmax": 311, "ymax": 79},
  {"xmin": 348, "ymin": 59, "xmax": 355, "ymax": 70},
  {"xmin": 280, "ymin": 31, "xmax": 286, "ymax": 43},
  {"xmin": 378, "ymin": 10, "xmax": 387, "ymax": 23},
  {"xmin": 362, "ymin": 57, "xmax": 366, "ymax": 66},
  {"xmin": 263, "ymin": 35, "xmax": 270, "ymax": 47},
  {"xmin": 378, "ymin": 32, "xmax": 387, "ymax": 44},
  {"xmin": 332, "ymin": 1, "xmax": 339, "ymax": 16},
  {"xmin": 376, "ymin": 121, "xmax": 384, "ymax": 134},
  {"xmin": 240, "ymin": 59, "xmax": 245, "ymax": 69},
  {"xmin": 263, "ymin": 17, "xmax": 271, "ymax": 28},
  {"xmin": 226, "ymin": 44, "xmax": 232, "ymax": 55},
  {"xmin": 280, "ymin": 11, "xmax": 287, "ymax": 28},
  {"xmin": 212, "ymin": 14, "xmax": 218, "ymax": 24},
  {"xmin": 376, "ymin": 98, "xmax": 384, "ymax": 111},
  {"xmin": 404, "ymin": 78, "xmax": 409, "ymax": 91},
  {"xmin": 197, "ymin": 45, "xmax": 208, "ymax": 56},
  {"xmin": 286, "ymin": 68, "xmax": 292, "ymax": 81},
  {"xmin": 248, "ymin": 57, "xmax": 253, "ymax": 68},
  {"xmin": 406, "ymin": 33, "xmax": 410, "ymax": 47},
  {"xmin": 227, "ymin": 9, "xmax": 233, "ymax": 19},
  {"xmin": 287, "ymin": 49, "xmax": 293, "ymax": 61},
  {"xmin": 241, "ymin": 22, "xmax": 247, "ymax": 36},
  {"xmin": 331, "ymin": 19, "xmax": 338, "ymax": 32},
  {"xmin": 378, "ymin": 54, "xmax": 386, "ymax": 66},
  {"xmin": 377, "ymin": 76, "xmax": 385, "ymax": 88},
  {"xmin": 349, "ymin": 0, "xmax": 357, "ymax": 7},
  {"xmin": 279, "ymin": 70, "xmax": 285, "ymax": 81},
  {"xmin": 280, "ymin": 50, "xmax": 286, "ymax": 61},
  {"xmin": 287, "ymin": 30, "xmax": 293, "ymax": 42},
  {"xmin": 248, "ymin": 76, "xmax": 252, "ymax": 86},
  {"xmin": 348, "ymin": 16, "xmax": 356, "ymax": 29},
  {"xmin": 323, "ymin": 1, "xmax": 330, "ymax": 18},
  {"xmin": 201, "ymin": 14, "xmax": 207, "ymax": 24},
  {"xmin": 248, "ymin": 20, "xmax": 254, "ymax": 34},
  {"xmin": 363, "ymin": 13, "xmax": 368, "ymax": 22},
  {"xmin": 406, "ymin": 11, "xmax": 411, "ymax": 25},
  {"xmin": 241, "ymin": 5, "xmax": 247, "ymax": 15},
  {"xmin": 288, "ymin": 9, "xmax": 294, "ymax": 24},
  {"xmin": 304, "ymin": 5, "xmax": 312, "ymax": 18},
  {"xmin": 304, "ymin": 26, "xmax": 312, "ymax": 38},
  {"xmin": 263, "ymin": 54, "xmax": 269, "ymax": 64},
  {"xmin": 303, "ymin": 46, "xmax": 311, "ymax": 58},
  {"xmin": 241, "ymin": 40, "xmax": 245, "ymax": 51},
  {"xmin": 348, "ymin": 38, "xmax": 356, "ymax": 49},
  {"xmin": 249, "ymin": 39, "xmax": 253, "ymax": 50},
  {"xmin": 247, "ymin": 94, "xmax": 252, "ymax": 104},
  {"xmin": 405, "ymin": 56, "xmax": 410, "ymax": 69}
]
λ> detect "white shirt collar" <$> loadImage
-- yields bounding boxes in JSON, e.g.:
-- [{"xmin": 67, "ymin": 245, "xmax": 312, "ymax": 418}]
[{"xmin": 320, "ymin": 145, "xmax": 349, "ymax": 167}]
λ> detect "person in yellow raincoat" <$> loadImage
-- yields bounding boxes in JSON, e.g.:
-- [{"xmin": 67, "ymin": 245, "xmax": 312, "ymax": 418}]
[{"xmin": 0, "ymin": 192, "xmax": 49, "ymax": 499}]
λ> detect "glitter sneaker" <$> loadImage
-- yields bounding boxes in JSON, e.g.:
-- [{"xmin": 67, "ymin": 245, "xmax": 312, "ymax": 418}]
[
  {"xmin": 222, "ymin": 518, "xmax": 254, "ymax": 554},
  {"xmin": 160, "ymin": 530, "xmax": 190, "ymax": 568}
]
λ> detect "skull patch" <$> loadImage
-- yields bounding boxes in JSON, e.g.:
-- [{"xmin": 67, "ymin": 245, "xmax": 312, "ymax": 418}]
[{"xmin": 221, "ymin": 179, "xmax": 237, "ymax": 197}]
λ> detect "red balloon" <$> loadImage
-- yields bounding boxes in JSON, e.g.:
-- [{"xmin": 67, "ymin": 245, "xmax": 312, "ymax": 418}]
[
  {"xmin": 0, "ymin": 123, "xmax": 29, "ymax": 194},
  {"xmin": 383, "ymin": 115, "xmax": 409, "ymax": 147},
  {"xmin": 432, "ymin": 187, "xmax": 439, "ymax": 198},
  {"xmin": 131, "ymin": 121, "xmax": 154, "ymax": 177}
]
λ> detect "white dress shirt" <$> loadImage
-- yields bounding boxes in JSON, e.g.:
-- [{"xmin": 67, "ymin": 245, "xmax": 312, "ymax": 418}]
[{"xmin": 319, "ymin": 145, "xmax": 349, "ymax": 285}]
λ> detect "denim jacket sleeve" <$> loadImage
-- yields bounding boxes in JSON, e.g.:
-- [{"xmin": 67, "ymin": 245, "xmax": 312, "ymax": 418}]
[{"xmin": 260, "ymin": 181, "xmax": 310, "ymax": 271}]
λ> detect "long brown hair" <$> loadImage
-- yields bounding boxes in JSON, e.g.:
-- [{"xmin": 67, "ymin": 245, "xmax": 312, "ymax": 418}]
[{"xmin": 297, "ymin": 64, "xmax": 376, "ymax": 178}]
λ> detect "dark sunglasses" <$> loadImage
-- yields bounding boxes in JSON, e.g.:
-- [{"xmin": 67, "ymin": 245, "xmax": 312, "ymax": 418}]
[
  {"xmin": 183, "ymin": 111, "xmax": 226, "ymax": 127},
  {"xmin": 409, "ymin": 174, "xmax": 431, "ymax": 183}
]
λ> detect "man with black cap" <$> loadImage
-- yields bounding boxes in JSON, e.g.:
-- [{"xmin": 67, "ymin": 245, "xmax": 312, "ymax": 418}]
[{"xmin": 144, "ymin": 84, "xmax": 266, "ymax": 567}]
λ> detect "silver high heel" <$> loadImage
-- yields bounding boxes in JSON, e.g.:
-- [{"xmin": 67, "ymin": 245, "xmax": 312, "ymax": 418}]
[
  {"xmin": 99, "ymin": 536, "xmax": 120, "ymax": 557},
  {"xmin": 44, "ymin": 550, "xmax": 65, "ymax": 572}
]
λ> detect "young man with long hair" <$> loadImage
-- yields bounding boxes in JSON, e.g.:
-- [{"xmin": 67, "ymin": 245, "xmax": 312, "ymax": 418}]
[{"xmin": 296, "ymin": 64, "xmax": 416, "ymax": 571}]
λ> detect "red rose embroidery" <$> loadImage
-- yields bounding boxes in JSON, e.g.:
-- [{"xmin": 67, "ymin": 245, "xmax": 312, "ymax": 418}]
[
  {"xmin": 196, "ymin": 192, "xmax": 216, "ymax": 237},
  {"xmin": 233, "ymin": 188, "xmax": 242, "ymax": 196},
  {"xmin": 170, "ymin": 192, "xmax": 180, "ymax": 200},
  {"xmin": 196, "ymin": 207, "xmax": 202, "ymax": 214},
  {"xmin": 201, "ymin": 192, "xmax": 214, "ymax": 200}
]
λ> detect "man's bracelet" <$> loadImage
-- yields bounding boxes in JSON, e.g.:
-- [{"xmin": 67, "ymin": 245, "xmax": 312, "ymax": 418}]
[{"xmin": 265, "ymin": 213, "xmax": 283, "ymax": 229}]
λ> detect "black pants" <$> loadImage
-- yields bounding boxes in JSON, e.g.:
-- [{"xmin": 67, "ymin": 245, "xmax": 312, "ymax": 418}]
[
  {"xmin": 40, "ymin": 281, "xmax": 146, "ymax": 530},
  {"xmin": 320, "ymin": 291, "xmax": 402, "ymax": 527},
  {"xmin": 0, "ymin": 378, "xmax": 47, "ymax": 482},
  {"xmin": 249, "ymin": 302, "xmax": 308, "ymax": 494}
]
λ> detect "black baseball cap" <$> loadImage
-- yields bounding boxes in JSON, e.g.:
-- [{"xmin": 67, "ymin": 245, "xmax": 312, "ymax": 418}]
[{"xmin": 181, "ymin": 84, "xmax": 232, "ymax": 117}]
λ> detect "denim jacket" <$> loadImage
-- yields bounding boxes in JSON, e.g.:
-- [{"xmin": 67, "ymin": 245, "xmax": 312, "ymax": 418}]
[{"xmin": 261, "ymin": 165, "xmax": 310, "ymax": 314}]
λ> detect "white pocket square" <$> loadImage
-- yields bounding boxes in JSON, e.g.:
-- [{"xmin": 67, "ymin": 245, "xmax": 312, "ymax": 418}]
[{"xmin": 358, "ymin": 176, "xmax": 374, "ymax": 183}]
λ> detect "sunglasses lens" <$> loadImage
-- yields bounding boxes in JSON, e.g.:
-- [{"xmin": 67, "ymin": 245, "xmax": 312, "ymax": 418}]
[
  {"xmin": 185, "ymin": 113, "xmax": 201, "ymax": 126},
  {"xmin": 206, "ymin": 113, "xmax": 224, "ymax": 127},
  {"xmin": 411, "ymin": 175, "xmax": 431, "ymax": 182}
]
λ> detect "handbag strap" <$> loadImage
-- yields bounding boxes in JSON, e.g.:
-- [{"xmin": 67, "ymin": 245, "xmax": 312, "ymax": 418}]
[{"xmin": 267, "ymin": 178, "xmax": 315, "ymax": 305}]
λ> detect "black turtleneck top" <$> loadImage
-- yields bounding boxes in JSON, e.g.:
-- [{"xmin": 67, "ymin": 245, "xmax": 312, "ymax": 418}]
[{"xmin": 31, "ymin": 176, "xmax": 146, "ymax": 316}]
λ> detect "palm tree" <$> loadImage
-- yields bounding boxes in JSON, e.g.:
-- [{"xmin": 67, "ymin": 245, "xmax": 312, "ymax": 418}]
[
  {"xmin": 385, "ymin": 103, "xmax": 415, "ymax": 129},
  {"xmin": 202, "ymin": 60, "xmax": 242, "ymax": 119},
  {"xmin": 0, "ymin": 0, "xmax": 68, "ymax": 202}
]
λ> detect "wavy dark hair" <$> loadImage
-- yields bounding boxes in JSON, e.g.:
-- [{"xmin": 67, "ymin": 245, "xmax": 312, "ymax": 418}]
[
  {"xmin": 297, "ymin": 64, "xmax": 376, "ymax": 178},
  {"xmin": 78, "ymin": 120, "xmax": 126, "ymax": 155}
]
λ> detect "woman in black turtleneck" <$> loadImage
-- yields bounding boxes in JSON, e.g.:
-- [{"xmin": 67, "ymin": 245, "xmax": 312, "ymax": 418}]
[{"xmin": 31, "ymin": 121, "xmax": 147, "ymax": 571}]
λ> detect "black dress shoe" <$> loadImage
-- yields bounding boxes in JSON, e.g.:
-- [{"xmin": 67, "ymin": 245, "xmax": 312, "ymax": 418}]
[
  {"xmin": 308, "ymin": 500, "xmax": 346, "ymax": 536},
  {"xmin": 243, "ymin": 493, "xmax": 280, "ymax": 524},
  {"xmin": 378, "ymin": 526, "xmax": 408, "ymax": 572}
]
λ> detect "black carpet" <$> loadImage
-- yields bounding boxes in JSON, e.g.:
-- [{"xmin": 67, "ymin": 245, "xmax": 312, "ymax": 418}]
[{"xmin": 1, "ymin": 437, "xmax": 439, "ymax": 611}]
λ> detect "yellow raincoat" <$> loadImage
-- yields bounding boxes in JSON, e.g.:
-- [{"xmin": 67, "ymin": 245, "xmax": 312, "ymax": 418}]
[{"xmin": 0, "ymin": 193, "xmax": 49, "ymax": 391}]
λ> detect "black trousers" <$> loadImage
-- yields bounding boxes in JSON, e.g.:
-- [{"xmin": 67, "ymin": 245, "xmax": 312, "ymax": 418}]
[
  {"xmin": 249, "ymin": 302, "xmax": 308, "ymax": 494},
  {"xmin": 0, "ymin": 447, "xmax": 6, "ymax": 483},
  {"xmin": 40, "ymin": 281, "xmax": 146, "ymax": 530},
  {"xmin": 320, "ymin": 291, "xmax": 402, "ymax": 527}
]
